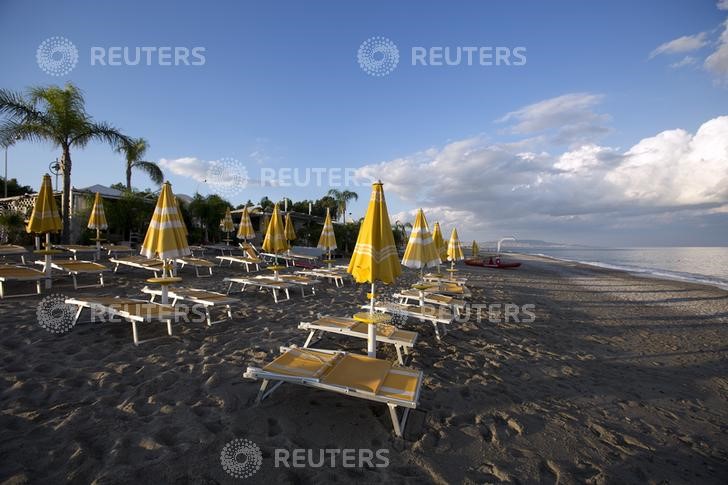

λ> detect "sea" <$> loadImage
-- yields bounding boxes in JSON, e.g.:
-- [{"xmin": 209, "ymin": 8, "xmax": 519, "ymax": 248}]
[{"xmin": 518, "ymin": 247, "xmax": 728, "ymax": 290}]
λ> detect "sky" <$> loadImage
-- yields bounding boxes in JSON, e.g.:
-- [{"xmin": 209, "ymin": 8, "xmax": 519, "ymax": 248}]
[{"xmin": 1, "ymin": 0, "xmax": 727, "ymax": 246}]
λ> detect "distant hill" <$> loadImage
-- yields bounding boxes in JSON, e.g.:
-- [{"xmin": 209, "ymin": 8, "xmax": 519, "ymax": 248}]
[{"xmin": 477, "ymin": 239, "xmax": 593, "ymax": 251}]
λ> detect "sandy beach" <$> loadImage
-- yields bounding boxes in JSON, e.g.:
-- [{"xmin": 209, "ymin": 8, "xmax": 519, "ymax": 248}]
[{"xmin": 1, "ymin": 253, "xmax": 727, "ymax": 484}]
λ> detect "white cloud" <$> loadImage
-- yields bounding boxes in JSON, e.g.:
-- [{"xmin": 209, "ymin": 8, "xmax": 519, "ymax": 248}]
[
  {"xmin": 357, "ymin": 114, "xmax": 728, "ymax": 235},
  {"xmin": 670, "ymin": 56, "xmax": 697, "ymax": 68},
  {"xmin": 718, "ymin": 0, "xmax": 728, "ymax": 11},
  {"xmin": 705, "ymin": 19, "xmax": 728, "ymax": 82},
  {"xmin": 650, "ymin": 32, "xmax": 708, "ymax": 58},
  {"xmin": 158, "ymin": 157, "xmax": 210, "ymax": 183},
  {"xmin": 496, "ymin": 93, "xmax": 610, "ymax": 145}
]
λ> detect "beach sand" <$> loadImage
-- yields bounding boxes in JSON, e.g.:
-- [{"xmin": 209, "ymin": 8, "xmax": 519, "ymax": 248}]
[{"xmin": 1, "ymin": 254, "xmax": 727, "ymax": 484}]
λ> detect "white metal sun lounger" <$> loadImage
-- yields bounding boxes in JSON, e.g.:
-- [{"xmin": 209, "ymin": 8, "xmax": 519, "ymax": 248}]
[
  {"xmin": 35, "ymin": 259, "xmax": 108, "ymax": 289},
  {"xmin": 423, "ymin": 273, "xmax": 468, "ymax": 285},
  {"xmin": 225, "ymin": 276, "xmax": 292, "ymax": 303},
  {"xmin": 53, "ymin": 244, "xmax": 99, "ymax": 260},
  {"xmin": 274, "ymin": 274, "xmax": 320, "ymax": 297},
  {"xmin": 110, "ymin": 256, "xmax": 164, "ymax": 276},
  {"xmin": 0, "ymin": 245, "xmax": 28, "ymax": 264},
  {"xmin": 203, "ymin": 244, "xmax": 236, "ymax": 256},
  {"xmin": 65, "ymin": 296, "xmax": 185, "ymax": 345},
  {"xmin": 141, "ymin": 286, "xmax": 238, "ymax": 325},
  {"xmin": 244, "ymin": 346, "xmax": 423, "ymax": 437},
  {"xmin": 103, "ymin": 244, "xmax": 135, "ymax": 258},
  {"xmin": 362, "ymin": 302, "xmax": 456, "ymax": 341},
  {"xmin": 298, "ymin": 316, "xmax": 418, "ymax": 365},
  {"xmin": 295, "ymin": 269, "xmax": 351, "ymax": 287},
  {"xmin": 216, "ymin": 255, "xmax": 261, "ymax": 272},
  {"xmin": 175, "ymin": 257, "xmax": 215, "ymax": 277},
  {"xmin": 393, "ymin": 289, "xmax": 466, "ymax": 316},
  {"xmin": 0, "ymin": 264, "xmax": 44, "ymax": 298}
]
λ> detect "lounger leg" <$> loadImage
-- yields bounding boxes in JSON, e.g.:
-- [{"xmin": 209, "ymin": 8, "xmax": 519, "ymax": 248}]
[
  {"xmin": 388, "ymin": 404, "xmax": 410, "ymax": 438},
  {"xmin": 433, "ymin": 322, "xmax": 442, "ymax": 341},
  {"xmin": 395, "ymin": 345, "xmax": 404, "ymax": 365},
  {"xmin": 132, "ymin": 322, "xmax": 139, "ymax": 345},
  {"xmin": 35, "ymin": 280, "xmax": 41, "ymax": 295},
  {"xmin": 255, "ymin": 379, "xmax": 270, "ymax": 404},
  {"xmin": 205, "ymin": 308, "xmax": 212, "ymax": 326},
  {"xmin": 226, "ymin": 281, "xmax": 234, "ymax": 294},
  {"xmin": 303, "ymin": 330, "xmax": 316, "ymax": 348},
  {"xmin": 73, "ymin": 306, "xmax": 84, "ymax": 325},
  {"xmin": 284, "ymin": 288, "xmax": 290, "ymax": 301},
  {"xmin": 72, "ymin": 274, "xmax": 79, "ymax": 290},
  {"xmin": 226, "ymin": 305, "xmax": 232, "ymax": 319},
  {"xmin": 0, "ymin": 282, "xmax": 4, "ymax": 299},
  {"xmin": 99, "ymin": 273, "xmax": 104, "ymax": 287},
  {"xmin": 167, "ymin": 319, "xmax": 173, "ymax": 336},
  {"xmin": 272, "ymin": 289, "xmax": 279, "ymax": 304}
]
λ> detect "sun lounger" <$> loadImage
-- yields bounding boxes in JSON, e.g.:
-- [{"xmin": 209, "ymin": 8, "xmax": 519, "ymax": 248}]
[
  {"xmin": 110, "ymin": 256, "xmax": 164, "ymax": 276},
  {"xmin": 216, "ymin": 255, "xmax": 262, "ymax": 272},
  {"xmin": 244, "ymin": 346, "xmax": 423, "ymax": 437},
  {"xmin": 275, "ymin": 274, "xmax": 320, "ymax": 297},
  {"xmin": 299, "ymin": 316, "xmax": 418, "ymax": 364},
  {"xmin": 175, "ymin": 257, "xmax": 215, "ymax": 277},
  {"xmin": 419, "ymin": 282, "xmax": 471, "ymax": 298},
  {"xmin": 295, "ymin": 269, "xmax": 345, "ymax": 287},
  {"xmin": 423, "ymin": 273, "xmax": 468, "ymax": 285},
  {"xmin": 53, "ymin": 244, "xmax": 99, "ymax": 260},
  {"xmin": 203, "ymin": 244, "xmax": 236, "ymax": 256},
  {"xmin": 103, "ymin": 244, "xmax": 135, "ymax": 258},
  {"xmin": 65, "ymin": 296, "xmax": 185, "ymax": 345},
  {"xmin": 35, "ymin": 258, "xmax": 108, "ymax": 289},
  {"xmin": 0, "ymin": 245, "xmax": 28, "ymax": 264},
  {"xmin": 393, "ymin": 289, "xmax": 466, "ymax": 316},
  {"xmin": 362, "ymin": 302, "xmax": 455, "ymax": 341},
  {"xmin": 0, "ymin": 264, "xmax": 44, "ymax": 298},
  {"xmin": 189, "ymin": 245, "xmax": 207, "ymax": 257},
  {"xmin": 225, "ymin": 276, "xmax": 292, "ymax": 303},
  {"xmin": 141, "ymin": 286, "xmax": 238, "ymax": 325}
]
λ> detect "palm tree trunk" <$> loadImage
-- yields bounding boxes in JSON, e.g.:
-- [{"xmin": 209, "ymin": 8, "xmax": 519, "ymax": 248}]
[
  {"xmin": 60, "ymin": 145, "xmax": 72, "ymax": 243},
  {"xmin": 126, "ymin": 163, "xmax": 132, "ymax": 191}
]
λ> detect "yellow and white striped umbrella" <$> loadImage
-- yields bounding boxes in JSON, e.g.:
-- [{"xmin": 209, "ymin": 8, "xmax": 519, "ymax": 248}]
[
  {"xmin": 26, "ymin": 174, "xmax": 61, "ymax": 234},
  {"xmin": 140, "ymin": 182, "xmax": 190, "ymax": 261},
  {"xmin": 262, "ymin": 203, "xmax": 288, "ymax": 254},
  {"xmin": 259, "ymin": 212, "xmax": 270, "ymax": 234},
  {"xmin": 348, "ymin": 181, "xmax": 401, "ymax": 284},
  {"xmin": 236, "ymin": 206, "xmax": 255, "ymax": 240},
  {"xmin": 471, "ymin": 240, "xmax": 480, "ymax": 258},
  {"xmin": 347, "ymin": 181, "xmax": 402, "ymax": 357},
  {"xmin": 317, "ymin": 207, "xmax": 337, "ymax": 252},
  {"xmin": 447, "ymin": 228, "xmax": 465, "ymax": 262},
  {"xmin": 87, "ymin": 192, "xmax": 108, "ymax": 230},
  {"xmin": 220, "ymin": 208, "xmax": 234, "ymax": 233},
  {"xmin": 401, "ymin": 208, "xmax": 440, "ymax": 269},
  {"xmin": 432, "ymin": 221, "xmax": 447, "ymax": 262},
  {"xmin": 284, "ymin": 212, "xmax": 296, "ymax": 246}
]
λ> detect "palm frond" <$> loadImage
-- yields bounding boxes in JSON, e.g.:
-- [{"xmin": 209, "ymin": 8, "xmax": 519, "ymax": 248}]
[
  {"xmin": 71, "ymin": 120, "xmax": 129, "ymax": 148},
  {"xmin": 132, "ymin": 160, "xmax": 164, "ymax": 185}
]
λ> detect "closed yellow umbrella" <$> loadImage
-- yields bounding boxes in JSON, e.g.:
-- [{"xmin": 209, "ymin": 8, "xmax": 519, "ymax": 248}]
[
  {"xmin": 401, "ymin": 208, "xmax": 440, "ymax": 272},
  {"xmin": 259, "ymin": 212, "xmax": 270, "ymax": 235},
  {"xmin": 27, "ymin": 174, "xmax": 61, "ymax": 235},
  {"xmin": 284, "ymin": 212, "xmax": 296, "ymax": 250},
  {"xmin": 140, "ymin": 182, "xmax": 189, "ymax": 303},
  {"xmin": 447, "ymin": 228, "xmax": 465, "ymax": 277},
  {"xmin": 347, "ymin": 181, "xmax": 401, "ymax": 356},
  {"xmin": 317, "ymin": 207, "xmax": 337, "ymax": 266},
  {"xmin": 262, "ymin": 203, "xmax": 287, "ymax": 278},
  {"xmin": 432, "ymin": 221, "xmax": 447, "ymax": 273},
  {"xmin": 87, "ymin": 192, "xmax": 108, "ymax": 258},
  {"xmin": 236, "ymin": 206, "xmax": 255, "ymax": 241},
  {"xmin": 27, "ymin": 174, "xmax": 62, "ymax": 289},
  {"xmin": 220, "ymin": 208, "xmax": 234, "ymax": 245},
  {"xmin": 471, "ymin": 240, "xmax": 480, "ymax": 258}
]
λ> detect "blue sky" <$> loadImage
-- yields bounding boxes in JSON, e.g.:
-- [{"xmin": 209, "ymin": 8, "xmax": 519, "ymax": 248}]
[{"xmin": 1, "ymin": 0, "xmax": 728, "ymax": 246}]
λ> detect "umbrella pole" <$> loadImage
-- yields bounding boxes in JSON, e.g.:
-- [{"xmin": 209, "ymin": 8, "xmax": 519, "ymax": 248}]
[
  {"xmin": 44, "ymin": 233, "xmax": 52, "ymax": 289},
  {"xmin": 367, "ymin": 282, "xmax": 376, "ymax": 357},
  {"xmin": 96, "ymin": 228, "xmax": 101, "ymax": 260},
  {"xmin": 161, "ymin": 259, "xmax": 169, "ymax": 305}
]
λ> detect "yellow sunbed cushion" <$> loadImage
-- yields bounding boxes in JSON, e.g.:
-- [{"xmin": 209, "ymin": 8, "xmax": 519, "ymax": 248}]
[
  {"xmin": 378, "ymin": 367, "xmax": 421, "ymax": 402},
  {"xmin": 321, "ymin": 354, "xmax": 391, "ymax": 394},
  {"xmin": 264, "ymin": 348, "xmax": 340, "ymax": 379}
]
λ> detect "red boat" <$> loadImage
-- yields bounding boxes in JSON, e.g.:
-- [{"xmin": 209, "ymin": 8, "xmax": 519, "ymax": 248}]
[{"xmin": 464, "ymin": 256, "xmax": 522, "ymax": 269}]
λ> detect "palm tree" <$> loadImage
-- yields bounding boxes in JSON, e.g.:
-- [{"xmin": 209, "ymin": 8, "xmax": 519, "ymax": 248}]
[
  {"xmin": 116, "ymin": 137, "xmax": 163, "ymax": 190},
  {"xmin": 0, "ymin": 83, "xmax": 128, "ymax": 242},
  {"xmin": 326, "ymin": 189, "xmax": 358, "ymax": 223}
]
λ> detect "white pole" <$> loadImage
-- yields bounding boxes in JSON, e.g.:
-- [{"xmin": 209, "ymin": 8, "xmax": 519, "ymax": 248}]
[
  {"xmin": 44, "ymin": 233, "xmax": 52, "ymax": 289},
  {"xmin": 367, "ymin": 282, "xmax": 376, "ymax": 357},
  {"xmin": 95, "ymin": 228, "xmax": 101, "ymax": 260},
  {"xmin": 161, "ymin": 258, "xmax": 169, "ymax": 304}
]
